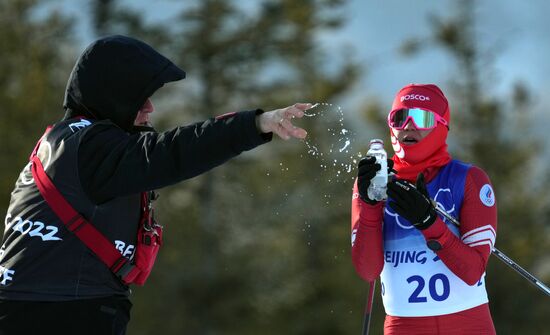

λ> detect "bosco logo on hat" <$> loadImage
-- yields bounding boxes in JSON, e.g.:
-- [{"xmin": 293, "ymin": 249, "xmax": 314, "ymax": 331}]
[{"xmin": 391, "ymin": 83, "xmax": 450, "ymax": 124}]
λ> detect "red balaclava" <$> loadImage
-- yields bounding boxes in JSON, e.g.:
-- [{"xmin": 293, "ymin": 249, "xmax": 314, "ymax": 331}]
[{"xmin": 390, "ymin": 83, "xmax": 452, "ymax": 182}]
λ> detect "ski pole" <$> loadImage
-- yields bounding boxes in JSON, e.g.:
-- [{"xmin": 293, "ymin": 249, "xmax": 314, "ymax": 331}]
[
  {"xmin": 431, "ymin": 201, "xmax": 550, "ymax": 297},
  {"xmin": 361, "ymin": 280, "xmax": 376, "ymax": 335}
]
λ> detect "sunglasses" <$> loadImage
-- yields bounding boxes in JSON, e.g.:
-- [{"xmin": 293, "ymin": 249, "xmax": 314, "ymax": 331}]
[{"xmin": 388, "ymin": 108, "xmax": 448, "ymax": 130}]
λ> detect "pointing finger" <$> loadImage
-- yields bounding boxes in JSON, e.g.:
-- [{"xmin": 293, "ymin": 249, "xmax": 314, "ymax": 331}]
[{"xmin": 293, "ymin": 102, "xmax": 313, "ymax": 111}]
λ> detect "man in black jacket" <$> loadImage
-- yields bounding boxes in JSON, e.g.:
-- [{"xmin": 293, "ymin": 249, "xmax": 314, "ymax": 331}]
[{"xmin": 0, "ymin": 35, "xmax": 310, "ymax": 335}]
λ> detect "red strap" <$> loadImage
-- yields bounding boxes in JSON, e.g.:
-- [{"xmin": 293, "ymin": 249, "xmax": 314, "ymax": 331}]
[
  {"xmin": 29, "ymin": 126, "xmax": 52, "ymax": 161},
  {"xmin": 31, "ymin": 155, "xmax": 127, "ymax": 272}
]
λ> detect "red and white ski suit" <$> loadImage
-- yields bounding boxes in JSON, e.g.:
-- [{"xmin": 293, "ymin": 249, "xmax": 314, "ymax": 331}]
[{"xmin": 351, "ymin": 163, "xmax": 497, "ymax": 335}]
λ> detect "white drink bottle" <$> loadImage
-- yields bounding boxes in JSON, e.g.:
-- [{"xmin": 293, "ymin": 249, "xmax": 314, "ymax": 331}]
[{"xmin": 367, "ymin": 139, "xmax": 387, "ymax": 201}]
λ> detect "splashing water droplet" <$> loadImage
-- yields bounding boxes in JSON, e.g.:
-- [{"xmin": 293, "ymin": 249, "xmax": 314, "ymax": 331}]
[
  {"xmin": 300, "ymin": 103, "xmax": 362, "ymax": 183},
  {"xmin": 339, "ymin": 140, "xmax": 350, "ymax": 152}
]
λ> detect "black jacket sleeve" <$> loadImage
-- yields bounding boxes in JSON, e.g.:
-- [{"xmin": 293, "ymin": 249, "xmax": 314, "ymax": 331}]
[{"xmin": 78, "ymin": 110, "xmax": 272, "ymax": 204}]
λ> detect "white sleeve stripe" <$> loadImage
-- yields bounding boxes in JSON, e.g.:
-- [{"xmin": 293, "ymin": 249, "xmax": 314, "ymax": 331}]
[
  {"xmin": 462, "ymin": 230, "xmax": 496, "ymax": 247},
  {"xmin": 462, "ymin": 225, "xmax": 496, "ymax": 240},
  {"xmin": 462, "ymin": 229, "xmax": 496, "ymax": 241},
  {"xmin": 351, "ymin": 229, "xmax": 357, "ymax": 246},
  {"xmin": 466, "ymin": 239, "xmax": 494, "ymax": 249}
]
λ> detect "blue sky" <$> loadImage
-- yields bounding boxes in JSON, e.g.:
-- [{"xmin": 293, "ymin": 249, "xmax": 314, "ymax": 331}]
[
  {"xmin": 41, "ymin": 0, "xmax": 550, "ymax": 156},
  {"xmin": 331, "ymin": 1, "xmax": 550, "ymax": 106},
  {"xmin": 45, "ymin": 0, "xmax": 550, "ymax": 101}
]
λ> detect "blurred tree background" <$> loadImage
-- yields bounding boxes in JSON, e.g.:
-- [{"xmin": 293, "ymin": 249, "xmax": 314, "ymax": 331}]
[{"xmin": 0, "ymin": 0, "xmax": 548, "ymax": 334}]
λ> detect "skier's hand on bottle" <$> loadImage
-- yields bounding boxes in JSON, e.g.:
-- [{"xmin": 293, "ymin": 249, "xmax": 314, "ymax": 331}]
[
  {"xmin": 387, "ymin": 173, "xmax": 437, "ymax": 230},
  {"xmin": 357, "ymin": 156, "xmax": 394, "ymax": 205}
]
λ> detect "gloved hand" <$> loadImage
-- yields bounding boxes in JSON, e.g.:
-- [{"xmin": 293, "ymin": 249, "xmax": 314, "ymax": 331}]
[
  {"xmin": 387, "ymin": 173, "xmax": 437, "ymax": 230},
  {"xmin": 357, "ymin": 156, "xmax": 395, "ymax": 205}
]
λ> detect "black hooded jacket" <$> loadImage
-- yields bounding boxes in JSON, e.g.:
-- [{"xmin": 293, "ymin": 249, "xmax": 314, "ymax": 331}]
[
  {"xmin": 65, "ymin": 35, "xmax": 271, "ymax": 204},
  {"xmin": 0, "ymin": 35, "xmax": 271, "ymax": 300}
]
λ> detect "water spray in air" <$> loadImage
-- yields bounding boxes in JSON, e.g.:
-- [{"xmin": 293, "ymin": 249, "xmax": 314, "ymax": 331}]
[{"xmin": 300, "ymin": 102, "xmax": 362, "ymax": 183}]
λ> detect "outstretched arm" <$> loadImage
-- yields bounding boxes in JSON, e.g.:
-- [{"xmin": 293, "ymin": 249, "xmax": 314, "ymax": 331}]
[{"xmin": 78, "ymin": 103, "xmax": 311, "ymax": 204}]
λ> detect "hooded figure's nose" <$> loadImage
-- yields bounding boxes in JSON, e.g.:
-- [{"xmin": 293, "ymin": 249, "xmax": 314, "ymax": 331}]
[{"xmin": 140, "ymin": 98, "xmax": 155, "ymax": 114}]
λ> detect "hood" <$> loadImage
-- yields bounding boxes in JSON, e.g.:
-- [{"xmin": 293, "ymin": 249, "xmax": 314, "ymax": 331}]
[{"xmin": 63, "ymin": 35, "xmax": 186, "ymax": 131}]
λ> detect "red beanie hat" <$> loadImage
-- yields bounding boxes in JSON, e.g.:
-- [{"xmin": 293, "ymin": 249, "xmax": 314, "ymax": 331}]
[
  {"xmin": 390, "ymin": 83, "xmax": 452, "ymax": 182},
  {"xmin": 390, "ymin": 83, "xmax": 450, "ymax": 124}
]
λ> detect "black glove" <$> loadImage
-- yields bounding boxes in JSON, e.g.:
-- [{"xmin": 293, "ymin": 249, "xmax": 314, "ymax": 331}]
[
  {"xmin": 357, "ymin": 156, "xmax": 395, "ymax": 205},
  {"xmin": 387, "ymin": 173, "xmax": 437, "ymax": 230}
]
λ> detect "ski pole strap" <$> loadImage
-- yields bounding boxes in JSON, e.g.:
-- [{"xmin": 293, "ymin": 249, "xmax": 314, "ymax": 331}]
[{"xmin": 30, "ymin": 155, "xmax": 131, "ymax": 275}]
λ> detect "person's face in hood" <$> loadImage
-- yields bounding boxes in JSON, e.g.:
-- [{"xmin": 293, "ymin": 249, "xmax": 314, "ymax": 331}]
[
  {"xmin": 134, "ymin": 98, "xmax": 155, "ymax": 127},
  {"xmin": 63, "ymin": 35, "xmax": 185, "ymax": 132}
]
